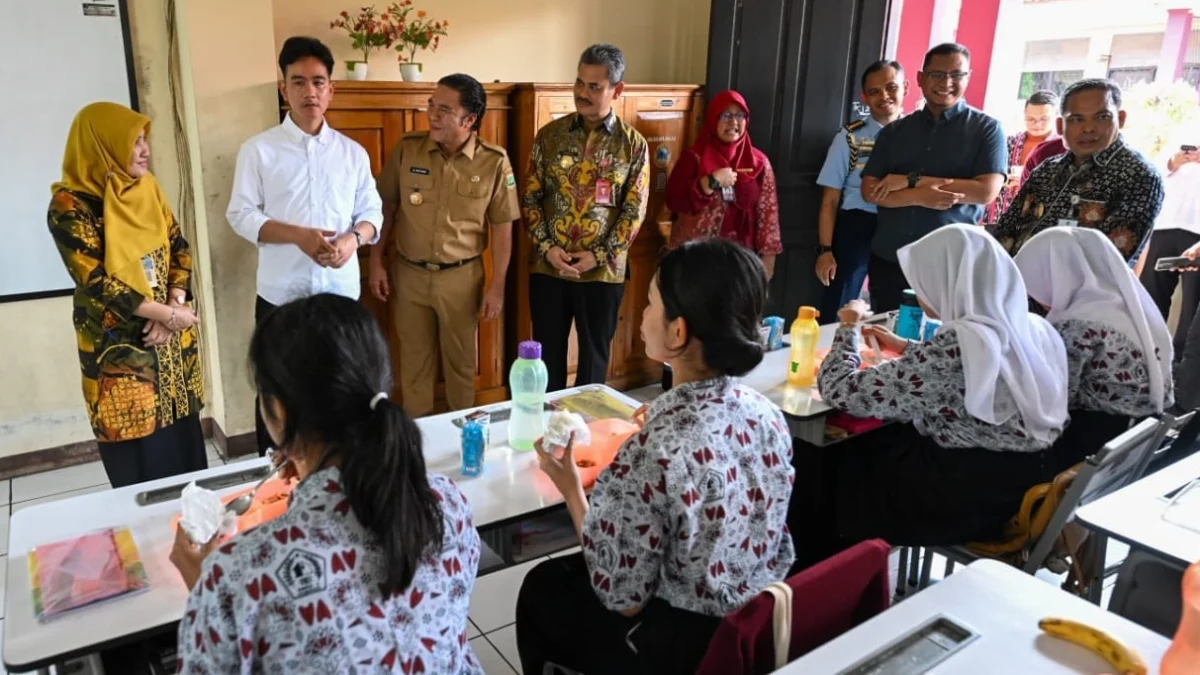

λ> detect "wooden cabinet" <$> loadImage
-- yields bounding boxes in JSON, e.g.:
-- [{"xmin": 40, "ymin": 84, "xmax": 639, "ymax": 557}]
[
  {"xmin": 508, "ymin": 84, "xmax": 704, "ymax": 390},
  {"xmin": 324, "ymin": 81, "xmax": 515, "ymax": 409}
]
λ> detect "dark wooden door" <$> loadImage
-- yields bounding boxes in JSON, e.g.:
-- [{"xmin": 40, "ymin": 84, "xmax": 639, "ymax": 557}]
[{"xmin": 707, "ymin": 0, "xmax": 894, "ymax": 321}]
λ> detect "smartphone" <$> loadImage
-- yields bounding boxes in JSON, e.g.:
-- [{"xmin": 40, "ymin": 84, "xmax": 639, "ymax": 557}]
[
  {"xmin": 1155, "ymin": 256, "xmax": 1196, "ymax": 272},
  {"xmin": 1183, "ymin": 145, "xmax": 1198, "ymax": 152}
]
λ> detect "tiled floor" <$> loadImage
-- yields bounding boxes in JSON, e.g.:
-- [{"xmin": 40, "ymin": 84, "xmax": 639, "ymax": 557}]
[{"xmin": 0, "ymin": 433, "xmax": 1137, "ymax": 675}]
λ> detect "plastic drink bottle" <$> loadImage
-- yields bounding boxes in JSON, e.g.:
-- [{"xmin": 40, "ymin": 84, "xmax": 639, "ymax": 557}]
[
  {"xmin": 787, "ymin": 307, "xmax": 820, "ymax": 387},
  {"xmin": 509, "ymin": 341, "xmax": 549, "ymax": 452},
  {"xmin": 895, "ymin": 289, "xmax": 924, "ymax": 340}
]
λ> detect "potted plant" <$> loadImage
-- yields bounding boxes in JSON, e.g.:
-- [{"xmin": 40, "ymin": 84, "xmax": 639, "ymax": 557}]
[
  {"xmin": 329, "ymin": 6, "xmax": 397, "ymax": 81},
  {"xmin": 388, "ymin": 1, "xmax": 448, "ymax": 82}
]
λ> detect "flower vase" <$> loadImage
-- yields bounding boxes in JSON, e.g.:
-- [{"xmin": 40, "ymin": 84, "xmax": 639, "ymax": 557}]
[
  {"xmin": 346, "ymin": 61, "xmax": 368, "ymax": 81},
  {"xmin": 400, "ymin": 63, "xmax": 423, "ymax": 82}
]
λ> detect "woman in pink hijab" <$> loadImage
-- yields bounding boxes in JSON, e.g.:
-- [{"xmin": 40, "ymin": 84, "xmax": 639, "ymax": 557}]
[{"xmin": 664, "ymin": 90, "xmax": 783, "ymax": 278}]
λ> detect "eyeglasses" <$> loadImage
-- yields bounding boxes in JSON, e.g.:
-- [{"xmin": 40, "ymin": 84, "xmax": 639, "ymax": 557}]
[
  {"xmin": 426, "ymin": 105, "xmax": 461, "ymax": 121},
  {"xmin": 719, "ymin": 112, "xmax": 748, "ymax": 122},
  {"xmin": 924, "ymin": 71, "xmax": 970, "ymax": 82}
]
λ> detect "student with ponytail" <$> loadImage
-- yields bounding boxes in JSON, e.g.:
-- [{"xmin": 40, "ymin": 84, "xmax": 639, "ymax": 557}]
[
  {"xmin": 171, "ymin": 294, "xmax": 484, "ymax": 673},
  {"xmin": 515, "ymin": 239, "xmax": 795, "ymax": 675}
]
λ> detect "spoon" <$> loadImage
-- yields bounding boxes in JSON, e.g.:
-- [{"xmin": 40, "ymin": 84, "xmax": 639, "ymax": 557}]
[{"xmin": 225, "ymin": 459, "xmax": 291, "ymax": 516}]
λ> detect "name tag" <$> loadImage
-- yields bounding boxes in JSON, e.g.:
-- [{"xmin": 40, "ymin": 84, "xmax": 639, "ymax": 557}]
[
  {"xmin": 1057, "ymin": 218, "xmax": 1079, "ymax": 228},
  {"xmin": 409, "ymin": 166, "xmax": 430, "ymax": 175},
  {"xmin": 721, "ymin": 186, "xmax": 735, "ymax": 202},
  {"xmin": 595, "ymin": 179, "xmax": 614, "ymax": 206},
  {"xmin": 142, "ymin": 255, "xmax": 159, "ymax": 288}
]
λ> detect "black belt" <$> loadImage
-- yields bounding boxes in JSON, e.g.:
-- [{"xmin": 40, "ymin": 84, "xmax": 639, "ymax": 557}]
[{"xmin": 399, "ymin": 254, "xmax": 479, "ymax": 271}]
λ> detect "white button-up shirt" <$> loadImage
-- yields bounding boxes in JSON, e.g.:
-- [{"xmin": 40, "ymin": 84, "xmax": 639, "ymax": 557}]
[{"xmin": 227, "ymin": 114, "xmax": 384, "ymax": 305}]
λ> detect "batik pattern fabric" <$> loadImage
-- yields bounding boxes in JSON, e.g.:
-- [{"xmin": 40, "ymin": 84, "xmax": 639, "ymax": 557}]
[
  {"xmin": 177, "ymin": 468, "xmax": 483, "ymax": 674},
  {"xmin": 1056, "ymin": 319, "xmax": 1174, "ymax": 417},
  {"xmin": 47, "ymin": 189, "xmax": 203, "ymax": 442},
  {"xmin": 993, "ymin": 137, "xmax": 1164, "ymax": 265},
  {"xmin": 579, "ymin": 376, "xmax": 796, "ymax": 617},
  {"xmin": 521, "ymin": 112, "xmax": 650, "ymax": 283},
  {"xmin": 984, "ymin": 132, "xmax": 1030, "ymax": 226},
  {"xmin": 818, "ymin": 326, "xmax": 1056, "ymax": 452}
]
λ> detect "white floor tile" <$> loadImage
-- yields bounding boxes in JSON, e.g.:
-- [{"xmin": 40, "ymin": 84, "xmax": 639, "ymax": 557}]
[
  {"xmin": 12, "ymin": 484, "xmax": 108, "ymax": 514},
  {"xmin": 469, "ymin": 557, "xmax": 544, "ymax": 634},
  {"xmin": 0, "ymin": 556, "xmax": 6, "ymax": 620},
  {"xmin": 0, "ymin": 509, "xmax": 10, "ymax": 557},
  {"xmin": 0, "ymin": 482, "xmax": 10, "ymax": 507},
  {"xmin": 0, "ymin": 619, "xmax": 6, "ymax": 675},
  {"xmin": 487, "ymin": 625, "xmax": 522, "ymax": 675},
  {"xmin": 468, "ymin": 618, "xmax": 481, "ymax": 639},
  {"xmin": 471, "ymin": 635, "xmax": 517, "ymax": 675},
  {"xmin": 12, "ymin": 462, "xmax": 110, "ymax": 504}
]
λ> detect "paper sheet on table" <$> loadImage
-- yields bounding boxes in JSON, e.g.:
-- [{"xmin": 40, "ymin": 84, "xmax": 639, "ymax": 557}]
[{"xmin": 554, "ymin": 388, "xmax": 637, "ymax": 422}]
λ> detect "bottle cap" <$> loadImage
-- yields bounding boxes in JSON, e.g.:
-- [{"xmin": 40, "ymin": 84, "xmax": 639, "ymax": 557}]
[
  {"xmin": 901, "ymin": 289, "xmax": 920, "ymax": 307},
  {"xmin": 797, "ymin": 306, "xmax": 820, "ymax": 320},
  {"xmin": 518, "ymin": 340, "xmax": 542, "ymax": 360}
]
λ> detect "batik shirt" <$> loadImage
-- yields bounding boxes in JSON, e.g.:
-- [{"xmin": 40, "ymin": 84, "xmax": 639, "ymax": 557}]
[
  {"xmin": 1057, "ymin": 319, "xmax": 1174, "ymax": 417},
  {"xmin": 818, "ymin": 327, "xmax": 1056, "ymax": 451},
  {"xmin": 993, "ymin": 137, "xmax": 1164, "ymax": 265},
  {"xmin": 47, "ymin": 190, "xmax": 204, "ymax": 442},
  {"xmin": 177, "ymin": 468, "xmax": 483, "ymax": 675},
  {"xmin": 522, "ymin": 112, "xmax": 650, "ymax": 284},
  {"xmin": 581, "ymin": 376, "xmax": 795, "ymax": 617}
]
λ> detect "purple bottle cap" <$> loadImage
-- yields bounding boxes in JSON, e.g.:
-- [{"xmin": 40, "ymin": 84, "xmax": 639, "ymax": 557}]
[{"xmin": 518, "ymin": 341, "xmax": 542, "ymax": 360}]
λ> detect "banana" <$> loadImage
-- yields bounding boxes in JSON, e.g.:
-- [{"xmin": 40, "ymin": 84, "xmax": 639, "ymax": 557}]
[{"xmin": 1038, "ymin": 617, "xmax": 1147, "ymax": 675}]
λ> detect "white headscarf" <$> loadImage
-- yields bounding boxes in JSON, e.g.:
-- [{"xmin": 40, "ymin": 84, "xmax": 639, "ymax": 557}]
[
  {"xmin": 1014, "ymin": 227, "xmax": 1173, "ymax": 412},
  {"xmin": 897, "ymin": 224, "xmax": 1069, "ymax": 443}
]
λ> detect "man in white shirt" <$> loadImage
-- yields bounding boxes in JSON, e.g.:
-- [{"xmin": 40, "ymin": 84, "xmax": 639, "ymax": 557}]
[{"xmin": 227, "ymin": 36, "xmax": 383, "ymax": 455}]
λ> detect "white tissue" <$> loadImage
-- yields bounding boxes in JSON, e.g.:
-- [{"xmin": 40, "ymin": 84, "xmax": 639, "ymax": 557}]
[
  {"xmin": 544, "ymin": 411, "xmax": 591, "ymax": 449},
  {"xmin": 180, "ymin": 482, "xmax": 236, "ymax": 544}
]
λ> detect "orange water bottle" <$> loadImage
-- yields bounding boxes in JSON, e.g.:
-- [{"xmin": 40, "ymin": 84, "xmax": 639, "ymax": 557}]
[
  {"xmin": 787, "ymin": 307, "xmax": 820, "ymax": 387},
  {"xmin": 1162, "ymin": 561, "xmax": 1200, "ymax": 674}
]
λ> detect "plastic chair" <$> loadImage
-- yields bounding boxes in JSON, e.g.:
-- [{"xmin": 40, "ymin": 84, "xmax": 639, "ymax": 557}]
[{"xmin": 907, "ymin": 415, "xmax": 1180, "ymax": 603}]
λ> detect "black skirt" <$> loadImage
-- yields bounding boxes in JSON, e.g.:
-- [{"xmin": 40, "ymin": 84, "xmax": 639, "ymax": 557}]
[
  {"xmin": 97, "ymin": 412, "xmax": 208, "ymax": 488},
  {"xmin": 791, "ymin": 424, "xmax": 1060, "ymax": 569}
]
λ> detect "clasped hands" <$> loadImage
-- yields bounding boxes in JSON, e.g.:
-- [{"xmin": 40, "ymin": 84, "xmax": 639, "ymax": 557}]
[
  {"xmin": 869, "ymin": 174, "xmax": 965, "ymax": 211},
  {"xmin": 546, "ymin": 247, "xmax": 599, "ymax": 279}
]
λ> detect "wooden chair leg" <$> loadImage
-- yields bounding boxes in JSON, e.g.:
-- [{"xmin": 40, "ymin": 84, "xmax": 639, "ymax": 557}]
[
  {"xmin": 896, "ymin": 547, "xmax": 910, "ymax": 597},
  {"xmin": 919, "ymin": 551, "xmax": 934, "ymax": 589}
]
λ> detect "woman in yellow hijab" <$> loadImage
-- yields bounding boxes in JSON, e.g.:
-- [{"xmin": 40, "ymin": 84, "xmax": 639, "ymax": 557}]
[{"xmin": 48, "ymin": 102, "xmax": 207, "ymax": 487}]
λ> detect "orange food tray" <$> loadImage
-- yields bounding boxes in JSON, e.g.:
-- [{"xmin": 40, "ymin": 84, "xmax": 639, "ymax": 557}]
[{"xmin": 170, "ymin": 478, "xmax": 294, "ymax": 538}]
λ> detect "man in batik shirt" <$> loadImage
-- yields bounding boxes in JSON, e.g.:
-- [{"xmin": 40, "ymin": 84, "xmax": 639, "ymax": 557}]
[
  {"xmin": 522, "ymin": 43, "xmax": 650, "ymax": 391},
  {"xmin": 994, "ymin": 79, "xmax": 1164, "ymax": 267}
]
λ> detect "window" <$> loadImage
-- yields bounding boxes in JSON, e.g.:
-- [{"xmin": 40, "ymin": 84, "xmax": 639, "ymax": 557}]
[
  {"xmin": 1107, "ymin": 66, "xmax": 1157, "ymax": 89},
  {"xmin": 1018, "ymin": 70, "xmax": 1084, "ymax": 99}
]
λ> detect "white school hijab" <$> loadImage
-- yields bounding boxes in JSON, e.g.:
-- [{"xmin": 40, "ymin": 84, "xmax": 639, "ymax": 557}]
[
  {"xmin": 1014, "ymin": 227, "xmax": 1172, "ymax": 413},
  {"xmin": 897, "ymin": 224, "xmax": 1070, "ymax": 443}
]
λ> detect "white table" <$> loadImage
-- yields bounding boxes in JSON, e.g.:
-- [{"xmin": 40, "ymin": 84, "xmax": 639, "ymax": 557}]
[
  {"xmin": 3, "ymin": 384, "xmax": 637, "ymax": 673},
  {"xmin": 1077, "ymin": 449, "xmax": 1200, "ymax": 567},
  {"xmin": 740, "ymin": 322, "xmax": 838, "ymax": 443},
  {"xmin": 780, "ymin": 559, "xmax": 1170, "ymax": 674}
]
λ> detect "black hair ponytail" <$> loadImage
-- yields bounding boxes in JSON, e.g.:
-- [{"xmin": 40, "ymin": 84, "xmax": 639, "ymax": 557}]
[
  {"xmin": 249, "ymin": 294, "xmax": 443, "ymax": 595},
  {"xmin": 656, "ymin": 239, "xmax": 767, "ymax": 376}
]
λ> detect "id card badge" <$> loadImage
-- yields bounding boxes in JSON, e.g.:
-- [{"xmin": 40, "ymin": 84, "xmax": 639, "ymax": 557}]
[
  {"xmin": 141, "ymin": 255, "xmax": 159, "ymax": 288},
  {"xmin": 721, "ymin": 186, "xmax": 736, "ymax": 202},
  {"xmin": 1057, "ymin": 218, "xmax": 1079, "ymax": 228},
  {"xmin": 595, "ymin": 179, "xmax": 614, "ymax": 206}
]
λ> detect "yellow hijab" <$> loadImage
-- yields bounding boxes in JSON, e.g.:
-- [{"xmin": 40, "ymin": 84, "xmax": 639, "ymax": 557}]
[{"xmin": 52, "ymin": 102, "xmax": 172, "ymax": 299}]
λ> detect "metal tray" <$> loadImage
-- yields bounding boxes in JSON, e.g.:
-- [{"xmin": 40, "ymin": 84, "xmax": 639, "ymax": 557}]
[
  {"xmin": 134, "ymin": 464, "xmax": 273, "ymax": 506},
  {"xmin": 838, "ymin": 614, "xmax": 979, "ymax": 674}
]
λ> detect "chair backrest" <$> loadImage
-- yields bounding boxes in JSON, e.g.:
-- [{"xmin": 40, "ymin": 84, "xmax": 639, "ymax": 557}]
[
  {"xmin": 693, "ymin": 539, "xmax": 891, "ymax": 675},
  {"xmin": 1138, "ymin": 411, "xmax": 1198, "ymax": 478},
  {"xmin": 1023, "ymin": 416, "xmax": 1165, "ymax": 570}
]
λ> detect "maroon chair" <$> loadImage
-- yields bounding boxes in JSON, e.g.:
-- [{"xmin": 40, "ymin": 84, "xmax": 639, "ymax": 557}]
[{"xmin": 694, "ymin": 539, "xmax": 891, "ymax": 675}]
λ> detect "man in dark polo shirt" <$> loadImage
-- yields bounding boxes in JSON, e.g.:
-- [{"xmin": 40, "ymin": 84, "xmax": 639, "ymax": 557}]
[{"xmin": 859, "ymin": 42, "xmax": 1007, "ymax": 312}]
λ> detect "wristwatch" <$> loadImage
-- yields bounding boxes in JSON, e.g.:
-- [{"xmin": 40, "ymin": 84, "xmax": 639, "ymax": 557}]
[
  {"xmin": 907, "ymin": 171, "xmax": 922, "ymax": 189},
  {"xmin": 816, "ymin": 244, "xmax": 833, "ymax": 256},
  {"xmin": 353, "ymin": 230, "xmax": 364, "ymax": 247},
  {"xmin": 708, "ymin": 175, "xmax": 721, "ymax": 191}
]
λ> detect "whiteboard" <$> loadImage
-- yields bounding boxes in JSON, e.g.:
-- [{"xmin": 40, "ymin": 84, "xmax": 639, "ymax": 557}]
[{"xmin": 0, "ymin": 0, "xmax": 138, "ymax": 301}]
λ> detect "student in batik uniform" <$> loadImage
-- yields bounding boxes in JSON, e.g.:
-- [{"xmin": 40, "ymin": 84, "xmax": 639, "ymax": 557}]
[
  {"xmin": 515, "ymin": 239, "xmax": 795, "ymax": 675},
  {"xmin": 171, "ymin": 294, "xmax": 482, "ymax": 674},
  {"xmin": 1015, "ymin": 227, "xmax": 1173, "ymax": 464},
  {"xmin": 808, "ymin": 225, "xmax": 1070, "ymax": 562},
  {"xmin": 522, "ymin": 43, "xmax": 650, "ymax": 391},
  {"xmin": 47, "ymin": 102, "xmax": 205, "ymax": 488}
]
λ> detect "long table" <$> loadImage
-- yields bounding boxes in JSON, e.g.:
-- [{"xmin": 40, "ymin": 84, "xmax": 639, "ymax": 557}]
[
  {"xmin": 3, "ymin": 384, "xmax": 638, "ymax": 673},
  {"xmin": 780, "ymin": 559, "xmax": 1170, "ymax": 674}
]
